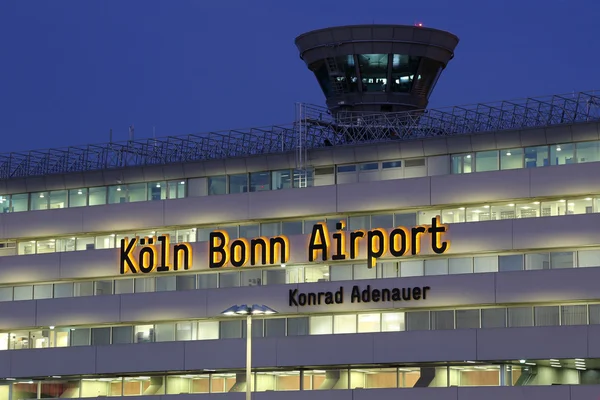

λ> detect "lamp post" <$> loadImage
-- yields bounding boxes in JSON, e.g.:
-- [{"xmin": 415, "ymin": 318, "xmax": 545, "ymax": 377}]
[{"xmin": 221, "ymin": 304, "xmax": 277, "ymax": 400}]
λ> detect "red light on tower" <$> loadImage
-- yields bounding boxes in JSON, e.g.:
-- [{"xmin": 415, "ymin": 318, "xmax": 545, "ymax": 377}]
[{"xmin": 415, "ymin": 22, "xmax": 424, "ymax": 27}]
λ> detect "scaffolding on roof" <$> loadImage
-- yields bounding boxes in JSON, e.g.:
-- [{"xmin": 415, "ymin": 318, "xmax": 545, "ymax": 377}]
[{"xmin": 1, "ymin": 90, "xmax": 599, "ymax": 180}]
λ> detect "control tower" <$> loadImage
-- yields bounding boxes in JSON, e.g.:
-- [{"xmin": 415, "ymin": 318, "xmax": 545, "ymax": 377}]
[{"xmin": 295, "ymin": 24, "xmax": 459, "ymax": 117}]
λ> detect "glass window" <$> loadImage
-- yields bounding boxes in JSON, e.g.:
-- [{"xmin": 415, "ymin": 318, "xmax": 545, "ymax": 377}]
[
  {"xmin": 371, "ymin": 214, "xmax": 393, "ymax": 228},
  {"xmin": 381, "ymin": 312, "xmax": 405, "ymax": 331},
  {"xmin": 108, "ymin": 185, "xmax": 126, "ymax": 204},
  {"xmin": 197, "ymin": 274, "xmax": 217, "ymax": 289},
  {"xmin": 241, "ymin": 270, "xmax": 262, "ymax": 286},
  {"xmin": 95, "ymin": 234, "xmax": 115, "ymax": 250},
  {"xmin": 456, "ymin": 309, "xmax": 480, "ymax": 329},
  {"xmin": 176, "ymin": 275, "xmax": 196, "ymax": 291},
  {"xmin": 135, "ymin": 325, "xmax": 154, "ymax": 343},
  {"xmin": 474, "ymin": 256, "xmax": 498, "ymax": 273},
  {"xmin": 353, "ymin": 263, "xmax": 376, "ymax": 280},
  {"xmin": 36, "ymin": 239, "xmax": 56, "ymax": 254},
  {"xmin": 112, "ymin": 326, "xmax": 133, "ymax": 344},
  {"xmin": 0, "ymin": 287, "xmax": 12, "ymax": 301},
  {"xmin": 475, "ymin": 150, "xmax": 498, "ymax": 172},
  {"xmin": 239, "ymin": 224, "xmax": 259, "ymax": 238},
  {"xmin": 498, "ymin": 255, "xmax": 523, "ymax": 272},
  {"xmin": 330, "ymin": 264, "xmax": 352, "ymax": 281},
  {"xmin": 424, "ymin": 259, "xmax": 447, "ymax": 276},
  {"xmin": 115, "ymin": 279, "xmax": 134, "ymax": 294},
  {"xmin": 11, "ymin": 193, "xmax": 28, "ymax": 212},
  {"xmin": 358, "ymin": 313, "xmax": 381, "ymax": 333},
  {"xmin": 491, "ymin": 203, "xmax": 516, "ymax": 220},
  {"xmin": 578, "ymin": 249, "xmax": 600, "ymax": 267},
  {"xmin": 430, "ymin": 310, "xmax": 454, "ymax": 330},
  {"xmin": 250, "ymin": 171, "xmax": 271, "ymax": 192},
  {"xmin": 176, "ymin": 322, "xmax": 196, "ymax": 341},
  {"xmin": 95, "ymin": 280, "xmax": 113, "ymax": 295},
  {"xmin": 568, "ymin": 197, "xmax": 593, "ymax": 215},
  {"xmin": 508, "ymin": 307, "xmax": 533, "ymax": 327},
  {"xmin": 134, "ymin": 277, "xmax": 155, "ymax": 293},
  {"xmin": 348, "ymin": 216, "xmax": 369, "ymax": 230},
  {"xmin": 451, "ymin": 154, "xmax": 472, "ymax": 174},
  {"xmin": 33, "ymin": 284, "xmax": 52, "ymax": 299},
  {"xmin": 156, "ymin": 276, "xmax": 176, "ymax": 292},
  {"xmin": 400, "ymin": 260, "xmax": 423, "ymax": 277},
  {"xmin": 500, "ymin": 148, "xmax": 523, "ymax": 170},
  {"xmin": 534, "ymin": 306, "xmax": 559, "ymax": 326},
  {"xmin": 333, "ymin": 314, "xmax": 357, "ymax": 334},
  {"xmin": 71, "ymin": 328, "xmax": 91, "ymax": 346},
  {"xmin": 550, "ymin": 251, "xmax": 574, "ymax": 269},
  {"xmin": 167, "ymin": 180, "xmax": 186, "ymax": 199},
  {"xmin": 88, "ymin": 187, "xmax": 106, "ymax": 206},
  {"xmin": 293, "ymin": 168, "xmax": 313, "ymax": 188},
  {"xmin": 391, "ymin": 54, "xmax": 420, "ymax": 92},
  {"xmin": 337, "ymin": 165, "xmax": 356, "ymax": 173},
  {"xmin": 287, "ymin": 317, "xmax": 309, "ymax": 336},
  {"xmin": 74, "ymin": 281, "xmax": 94, "ymax": 297},
  {"xmin": 309, "ymin": 316, "xmax": 332, "ymax": 335},
  {"xmin": 359, "ymin": 162, "xmax": 379, "ymax": 171},
  {"xmin": 394, "ymin": 212, "xmax": 416, "ymax": 227},
  {"xmin": 220, "ymin": 320, "xmax": 242, "ymax": 339},
  {"xmin": 358, "ymin": 54, "xmax": 388, "ymax": 92},
  {"xmin": 31, "ymin": 192, "xmax": 48, "ymax": 210},
  {"xmin": 260, "ymin": 222, "xmax": 281, "ymax": 236},
  {"xmin": 147, "ymin": 182, "xmax": 166, "ymax": 201},
  {"xmin": 0, "ymin": 195, "xmax": 9, "ymax": 213},
  {"xmin": 271, "ymin": 169, "xmax": 292, "ymax": 190},
  {"xmin": 541, "ymin": 199, "xmax": 567, "ymax": 217},
  {"xmin": 219, "ymin": 272, "xmax": 239, "ymax": 288},
  {"xmin": 550, "ymin": 143, "xmax": 574, "ymax": 165},
  {"xmin": 14, "ymin": 285, "xmax": 33, "ymax": 301},
  {"xmin": 229, "ymin": 173, "xmax": 248, "ymax": 194},
  {"xmin": 176, "ymin": 228, "xmax": 196, "ymax": 243},
  {"xmin": 208, "ymin": 176, "xmax": 227, "ymax": 195},
  {"xmin": 155, "ymin": 323, "xmax": 175, "ymax": 342},
  {"xmin": 197, "ymin": 321, "xmax": 219, "ymax": 340},
  {"xmin": 406, "ymin": 311, "xmax": 429, "ymax": 331},
  {"xmin": 576, "ymin": 141, "xmax": 600, "ymax": 163},
  {"xmin": 526, "ymin": 253, "xmax": 550, "ymax": 270},
  {"xmin": 442, "ymin": 207, "xmax": 465, "ymax": 224},
  {"xmin": 516, "ymin": 201, "xmax": 540, "ymax": 218},
  {"xmin": 120, "ymin": 183, "xmax": 143, "ymax": 202},
  {"xmin": 382, "ymin": 160, "xmax": 402, "ymax": 169},
  {"xmin": 264, "ymin": 319, "xmax": 286, "ymax": 337},
  {"xmin": 54, "ymin": 283, "xmax": 73, "ymax": 298},
  {"xmin": 282, "ymin": 221, "xmax": 302, "ymax": 235},
  {"xmin": 56, "ymin": 237, "xmax": 76, "ymax": 252},
  {"xmin": 481, "ymin": 308, "xmax": 506, "ymax": 328},
  {"xmin": 418, "ymin": 209, "xmax": 440, "ymax": 225},
  {"xmin": 561, "ymin": 305, "xmax": 587, "ymax": 325},
  {"xmin": 69, "ymin": 188, "xmax": 87, "ymax": 207},
  {"xmin": 466, "ymin": 205, "xmax": 491, "ymax": 222},
  {"xmin": 91, "ymin": 327, "xmax": 111, "ymax": 345},
  {"xmin": 525, "ymin": 145, "xmax": 549, "ymax": 168},
  {"xmin": 47, "ymin": 190, "xmax": 67, "ymax": 209}
]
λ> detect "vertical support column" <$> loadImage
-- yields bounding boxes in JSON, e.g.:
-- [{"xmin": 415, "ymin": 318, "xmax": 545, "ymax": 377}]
[
  {"xmin": 500, "ymin": 365, "xmax": 506, "ymax": 386},
  {"xmin": 246, "ymin": 315, "xmax": 252, "ymax": 400}
]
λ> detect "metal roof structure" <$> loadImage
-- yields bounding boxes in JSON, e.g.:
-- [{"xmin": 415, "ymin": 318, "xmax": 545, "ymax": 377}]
[{"xmin": 1, "ymin": 90, "xmax": 599, "ymax": 180}]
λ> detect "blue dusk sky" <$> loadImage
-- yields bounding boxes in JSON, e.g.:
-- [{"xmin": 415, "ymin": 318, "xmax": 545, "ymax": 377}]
[{"xmin": 0, "ymin": 0, "xmax": 598, "ymax": 152}]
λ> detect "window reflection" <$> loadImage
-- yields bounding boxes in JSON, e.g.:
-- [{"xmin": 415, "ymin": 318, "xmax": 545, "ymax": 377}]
[
  {"xmin": 391, "ymin": 55, "xmax": 420, "ymax": 92},
  {"xmin": 358, "ymin": 54, "xmax": 388, "ymax": 92}
]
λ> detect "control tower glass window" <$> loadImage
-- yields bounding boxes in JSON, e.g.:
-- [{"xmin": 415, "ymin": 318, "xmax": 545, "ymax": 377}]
[
  {"xmin": 358, "ymin": 54, "xmax": 388, "ymax": 92},
  {"xmin": 391, "ymin": 55, "xmax": 420, "ymax": 92},
  {"xmin": 413, "ymin": 58, "xmax": 443, "ymax": 99}
]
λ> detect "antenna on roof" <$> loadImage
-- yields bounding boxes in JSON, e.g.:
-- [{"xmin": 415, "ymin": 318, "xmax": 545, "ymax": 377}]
[
  {"xmin": 129, "ymin": 124, "xmax": 135, "ymax": 141},
  {"xmin": 109, "ymin": 128, "xmax": 113, "ymax": 143}
]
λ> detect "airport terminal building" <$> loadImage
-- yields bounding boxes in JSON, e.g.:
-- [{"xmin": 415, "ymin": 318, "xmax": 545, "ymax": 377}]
[{"xmin": 0, "ymin": 24, "xmax": 600, "ymax": 400}]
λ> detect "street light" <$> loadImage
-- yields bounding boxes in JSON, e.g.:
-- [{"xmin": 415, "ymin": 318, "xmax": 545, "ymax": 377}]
[{"xmin": 221, "ymin": 304, "xmax": 277, "ymax": 400}]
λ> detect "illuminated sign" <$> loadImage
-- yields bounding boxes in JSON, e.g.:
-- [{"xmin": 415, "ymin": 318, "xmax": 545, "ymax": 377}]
[
  {"xmin": 289, "ymin": 284, "xmax": 431, "ymax": 306},
  {"xmin": 209, "ymin": 216, "xmax": 449, "ymax": 269},
  {"xmin": 119, "ymin": 216, "xmax": 449, "ymax": 273},
  {"xmin": 120, "ymin": 234, "xmax": 192, "ymax": 274}
]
